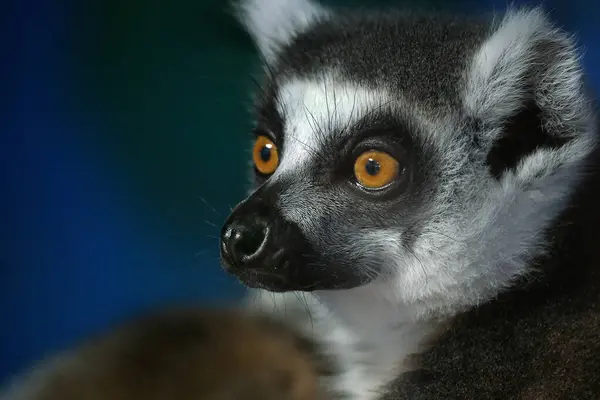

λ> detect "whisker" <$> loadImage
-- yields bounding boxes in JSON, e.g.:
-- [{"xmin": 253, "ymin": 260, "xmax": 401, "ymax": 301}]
[
  {"xmin": 427, "ymin": 227, "xmax": 464, "ymax": 244},
  {"xmin": 404, "ymin": 245, "xmax": 429, "ymax": 288},
  {"xmin": 248, "ymin": 75, "xmax": 270, "ymax": 105},
  {"xmin": 197, "ymin": 195, "xmax": 220, "ymax": 217},
  {"xmin": 287, "ymin": 134, "xmax": 329, "ymax": 164},
  {"xmin": 323, "ymin": 75, "xmax": 332, "ymax": 134},
  {"xmin": 300, "ymin": 104, "xmax": 332, "ymax": 163},
  {"xmin": 339, "ymin": 89, "xmax": 359, "ymax": 137},
  {"xmin": 294, "ymin": 291, "xmax": 315, "ymax": 331},
  {"xmin": 194, "ymin": 249, "xmax": 209, "ymax": 258}
]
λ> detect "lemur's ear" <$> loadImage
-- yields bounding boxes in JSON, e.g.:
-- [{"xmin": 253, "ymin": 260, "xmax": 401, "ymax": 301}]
[
  {"xmin": 462, "ymin": 8, "xmax": 596, "ymax": 179},
  {"xmin": 233, "ymin": 0, "xmax": 330, "ymax": 63}
]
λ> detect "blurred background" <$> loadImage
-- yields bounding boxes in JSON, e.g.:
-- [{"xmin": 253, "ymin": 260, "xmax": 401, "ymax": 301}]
[{"xmin": 1, "ymin": 0, "xmax": 598, "ymax": 385}]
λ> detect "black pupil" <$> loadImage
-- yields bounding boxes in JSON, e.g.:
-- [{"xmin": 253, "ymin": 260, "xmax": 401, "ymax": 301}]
[
  {"xmin": 260, "ymin": 145, "xmax": 271, "ymax": 162},
  {"xmin": 365, "ymin": 158, "xmax": 380, "ymax": 176}
]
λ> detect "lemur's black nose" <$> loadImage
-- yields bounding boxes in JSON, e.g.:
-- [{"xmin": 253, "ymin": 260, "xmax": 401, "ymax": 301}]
[{"xmin": 220, "ymin": 215, "xmax": 270, "ymax": 269}]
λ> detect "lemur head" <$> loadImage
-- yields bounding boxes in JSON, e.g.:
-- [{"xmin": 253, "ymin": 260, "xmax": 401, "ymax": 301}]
[{"xmin": 220, "ymin": 0, "xmax": 597, "ymax": 316}]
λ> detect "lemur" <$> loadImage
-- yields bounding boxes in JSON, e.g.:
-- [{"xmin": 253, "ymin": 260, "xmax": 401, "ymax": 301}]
[{"xmin": 2, "ymin": 0, "xmax": 599, "ymax": 399}]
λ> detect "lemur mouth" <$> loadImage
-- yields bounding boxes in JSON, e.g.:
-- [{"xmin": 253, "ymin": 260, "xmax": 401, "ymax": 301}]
[{"xmin": 232, "ymin": 268, "xmax": 295, "ymax": 292}]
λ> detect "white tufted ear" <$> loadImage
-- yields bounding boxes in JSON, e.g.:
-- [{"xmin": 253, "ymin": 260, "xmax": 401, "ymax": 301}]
[
  {"xmin": 233, "ymin": 0, "xmax": 330, "ymax": 63},
  {"xmin": 462, "ymin": 7, "xmax": 589, "ymax": 138}
]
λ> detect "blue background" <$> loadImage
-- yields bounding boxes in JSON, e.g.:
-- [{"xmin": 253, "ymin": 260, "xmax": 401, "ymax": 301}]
[{"xmin": 1, "ymin": 0, "xmax": 598, "ymax": 384}]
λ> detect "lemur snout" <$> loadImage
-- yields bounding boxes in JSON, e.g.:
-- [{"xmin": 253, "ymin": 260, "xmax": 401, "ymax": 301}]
[
  {"xmin": 219, "ymin": 195, "xmax": 329, "ymax": 292},
  {"xmin": 221, "ymin": 214, "xmax": 271, "ymax": 269}
]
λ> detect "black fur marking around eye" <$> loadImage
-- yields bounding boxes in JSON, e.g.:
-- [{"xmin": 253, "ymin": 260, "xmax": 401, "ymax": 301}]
[{"xmin": 486, "ymin": 101, "xmax": 571, "ymax": 179}]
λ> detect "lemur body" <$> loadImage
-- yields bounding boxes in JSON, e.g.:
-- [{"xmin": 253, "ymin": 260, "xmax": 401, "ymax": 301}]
[
  {"xmin": 1, "ymin": 1, "xmax": 599, "ymax": 399},
  {"xmin": 228, "ymin": 0, "xmax": 600, "ymax": 398}
]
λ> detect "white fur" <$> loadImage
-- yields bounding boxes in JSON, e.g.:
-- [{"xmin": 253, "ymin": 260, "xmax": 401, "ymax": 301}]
[
  {"xmin": 234, "ymin": 0, "xmax": 329, "ymax": 63},
  {"xmin": 463, "ymin": 7, "xmax": 592, "ymax": 142},
  {"xmin": 247, "ymin": 287, "xmax": 436, "ymax": 399},
  {"xmin": 463, "ymin": 8, "xmax": 550, "ymax": 123}
]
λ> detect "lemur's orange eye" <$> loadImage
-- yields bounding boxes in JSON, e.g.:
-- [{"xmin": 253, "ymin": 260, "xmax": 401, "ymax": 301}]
[
  {"xmin": 354, "ymin": 150, "xmax": 400, "ymax": 189},
  {"xmin": 253, "ymin": 135, "xmax": 279, "ymax": 175}
]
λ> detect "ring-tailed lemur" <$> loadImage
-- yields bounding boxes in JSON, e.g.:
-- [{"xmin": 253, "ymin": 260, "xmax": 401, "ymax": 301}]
[
  {"xmin": 1, "ymin": 1, "xmax": 599, "ymax": 399},
  {"xmin": 222, "ymin": 0, "xmax": 600, "ymax": 398}
]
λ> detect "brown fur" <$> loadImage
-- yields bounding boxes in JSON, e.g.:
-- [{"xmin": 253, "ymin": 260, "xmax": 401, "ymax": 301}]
[{"xmin": 13, "ymin": 308, "xmax": 330, "ymax": 400}]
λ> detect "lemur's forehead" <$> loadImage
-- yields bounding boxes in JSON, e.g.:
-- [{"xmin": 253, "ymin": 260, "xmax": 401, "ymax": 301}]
[
  {"xmin": 273, "ymin": 11, "xmax": 489, "ymax": 109},
  {"xmin": 273, "ymin": 76, "xmax": 393, "ymax": 173}
]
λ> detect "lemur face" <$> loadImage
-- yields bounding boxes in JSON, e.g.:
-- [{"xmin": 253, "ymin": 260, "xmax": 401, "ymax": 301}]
[
  {"xmin": 220, "ymin": 0, "xmax": 596, "ymax": 312},
  {"xmin": 221, "ymin": 79, "xmax": 431, "ymax": 292}
]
